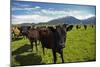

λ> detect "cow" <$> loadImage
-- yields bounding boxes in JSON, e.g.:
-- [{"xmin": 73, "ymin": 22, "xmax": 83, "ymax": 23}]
[
  {"xmin": 20, "ymin": 26, "xmax": 31, "ymax": 39},
  {"xmin": 92, "ymin": 25, "xmax": 94, "ymax": 28},
  {"xmin": 84, "ymin": 25, "xmax": 87, "ymax": 30},
  {"xmin": 20, "ymin": 26, "xmax": 41, "ymax": 52},
  {"xmin": 26, "ymin": 27, "xmax": 40, "ymax": 52},
  {"xmin": 76, "ymin": 25, "xmax": 81, "ymax": 30},
  {"xmin": 11, "ymin": 26, "xmax": 22, "ymax": 40},
  {"xmin": 39, "ymin": 24, "xmax": 72, "ymax": 63},
  {"xmin": 66, "ymin": 25, "xmax": 73, "ymax": 31}
]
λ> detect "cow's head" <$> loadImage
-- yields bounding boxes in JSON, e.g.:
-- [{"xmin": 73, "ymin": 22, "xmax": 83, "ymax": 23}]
[
  {"xmin": 55, "ymin": 24, "xmax": 68, "ymax": 48},
  {"xmin": 55, "ymin": 24, "xmax": 73, "ymax": 48},
  {"xmin": 21, "ymin": 26, "xmax": 31, "ymax": 36}
]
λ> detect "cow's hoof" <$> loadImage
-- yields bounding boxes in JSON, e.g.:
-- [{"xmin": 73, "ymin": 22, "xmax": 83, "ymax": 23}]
[{"xmin": 62, "ymin": 61, "xmax": 64, "ymax": 63}]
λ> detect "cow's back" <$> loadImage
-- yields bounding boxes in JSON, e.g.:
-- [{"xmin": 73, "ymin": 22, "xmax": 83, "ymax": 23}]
[
  {"xmin": 27, "ymin": 29, "xmax": 39, "ymax": 40},
  {"xmin": 39, "ymin": 28, "xmax": 55, "ymax": 49}
]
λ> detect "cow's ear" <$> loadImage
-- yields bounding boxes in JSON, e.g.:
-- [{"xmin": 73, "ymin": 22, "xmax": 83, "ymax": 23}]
[{"xmin": 66, "ymin": 25, "xmax": 73, "ymax": 31}]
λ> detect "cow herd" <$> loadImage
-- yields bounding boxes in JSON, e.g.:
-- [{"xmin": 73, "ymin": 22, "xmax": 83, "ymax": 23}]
[{"xmin": 11, "ymin": 24, "xmax": 94, "ymax": 63}]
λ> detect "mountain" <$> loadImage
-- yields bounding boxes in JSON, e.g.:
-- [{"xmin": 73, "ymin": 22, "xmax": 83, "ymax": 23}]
[
  {"xmin": 48, "ymin": 16, "xmax": 96, "ymax": 25},
  {"xmin": 12, "ymin": 16, "xmax": 96, "ymax": 26},
  {"xmin": 48, "ymin": 16, "xmax": 81, "ymax": 24},
  {"xmin": 81, "ymin": 16, "xmax": 96, "ymax": 24},
  {"xmin": 20, "ymin": 23, "xmax": 35, "ymax": 26}
]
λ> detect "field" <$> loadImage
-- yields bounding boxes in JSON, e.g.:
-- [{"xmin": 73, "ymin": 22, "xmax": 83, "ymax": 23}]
[{"xmin": 11, "ymin": 25, "xmax": 96, "ymax": 66}]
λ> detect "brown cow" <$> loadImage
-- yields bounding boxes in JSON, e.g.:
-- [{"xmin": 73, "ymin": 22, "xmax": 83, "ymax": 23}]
[{"xmin": 26, "ymin": 27, "xmax": 40, "ymax": 52}]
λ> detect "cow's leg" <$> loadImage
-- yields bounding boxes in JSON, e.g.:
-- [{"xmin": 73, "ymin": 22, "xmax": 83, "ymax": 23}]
[
  {"xmin": 42, "ymin": 45, "xmax": 45, "ymax": 55},
  {"xmin": 58, "ymin": 49, "xmax": 64, "ymax": 63},
  {"xmin": 52, "ymin": 49, "xmax": 57, "ymax": 64},
  {"xmin": 41, "ymin": 42, "xmax": 45, "ymax": 55},
  {"xmin": 38, "ymin": 41, "xmax": 41, "ymax": 45},
  {"xmin": 30, "ymin": 41, "xmax": 33, "ymax": 52},
  {"xmin": 35, "ymin": 40, "xmax": 38, "ymax": 52}
]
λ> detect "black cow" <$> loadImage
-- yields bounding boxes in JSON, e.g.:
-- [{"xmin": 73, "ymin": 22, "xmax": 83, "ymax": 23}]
[
  {"xmin": 92, "ymin": 25, "xmax": 94, "ymax": 28},
  {"xmin": 39, "ymin": 24, "xmax": 72, "ymax": 63},
  {"xmin": 84, "ymin": 25, "xmax": 87, "ymax": 30},
  {"xmin": 66, "ymin": 25, "xmax": 73, "ymax": 31},
  {"xmin": 76, "ymin": 25, "xmax": 81, "ymax": 30},
  {"xmin": 20, "ymin": 26, "xmax": 31, "ymax": 39}
]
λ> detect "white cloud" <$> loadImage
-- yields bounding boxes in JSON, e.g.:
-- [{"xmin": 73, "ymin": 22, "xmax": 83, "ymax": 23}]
[
  {"xmin": 40, "ymin": 9, "xmax": 95, "ymax": 19},
  {"xmin": 73, "ymin": 13, "xmax": 95, "ymax": 19},
  {"xmin": 65, "ymin": 10, "xmax": 95, "ymax": 19},
  {"xmin": 12, "ymin": 7, "xmax": 33, "ymax": 11},
  {"xmin": 35, "ymin": 6, "xmax": 41, "ymax": 9},
  {"xmin": 12, "ymin": 14, "xmax": 54, "ymax": 24},
  {"xmin": 12, "ymin": 9, "xmax": 95, "ymax": 24},
  {"xmin": 41, "ymin": 9, "xmax": 68, "ymax": 16},
  {"xmin": 12, "ymin": 6, "xmax": 41, "ymax": 11}
]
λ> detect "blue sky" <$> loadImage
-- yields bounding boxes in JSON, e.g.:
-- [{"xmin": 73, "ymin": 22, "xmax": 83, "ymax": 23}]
[{"xmin": 11, "ymin": 1, "xmax": 96, "ymax": 24}]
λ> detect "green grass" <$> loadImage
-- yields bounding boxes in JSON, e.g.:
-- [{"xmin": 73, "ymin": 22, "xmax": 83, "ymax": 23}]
[{"xmin": 11, "ymin": 25, "xmax": 96, "ymax": 66}]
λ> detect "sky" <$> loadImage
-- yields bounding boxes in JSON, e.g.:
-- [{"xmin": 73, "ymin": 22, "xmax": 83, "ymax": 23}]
[{"xmin": 11, "ymin": 0, "xmax": 96, "ymax": 24}]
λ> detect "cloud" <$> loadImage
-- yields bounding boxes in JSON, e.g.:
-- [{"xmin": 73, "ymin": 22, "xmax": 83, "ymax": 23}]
[
  {"xmin": 64, "ymin": 10, "xmax": 95, "ymax": 19},
  {"xmin": 12, "ymin": 14, "xmax": 54, "ymax": 24},
  {"xmin": 40, "ymin": 9, "xmax": 95, "ymax": 19},
  {"xmin": 72, "ymin": 13, "xmax": 95, "ymax": 19},
  {"xmin": 12, "ymin": 8, "xmax": 95, "ymax": 24},
  {"xmin": 12, "ymin": 6, "xmax": 41, "ymax": 11},
  {"xmin": 35, "ymin": 6, "xmax": 41, "ymax": 9},
  {"xmin": 41, "ymin": 9, "xmax": 68, "ymax": 16},
  {"xmin": 12, "ymin": 7, "xmax": 33, "ymax": 11}
]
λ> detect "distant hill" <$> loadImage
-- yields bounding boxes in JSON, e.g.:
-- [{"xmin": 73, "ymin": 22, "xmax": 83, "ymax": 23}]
[
  {"xmin": 47, "ymin": 16, "xmax": 96, "ymax": 25},
  {"xmin": 48, "ymin": 16, "xmax": 81, "ymax": 24},
  {"xmin": 81, "ymin": 16, "xmax": 96, "ymax": 24},
  {"xmin": 19, "ymin": 23, "xmax": 35, "ymax": 26},
  {"xmin": 12, "ymin": 16, "xmax": 96, "ymax": 26}
]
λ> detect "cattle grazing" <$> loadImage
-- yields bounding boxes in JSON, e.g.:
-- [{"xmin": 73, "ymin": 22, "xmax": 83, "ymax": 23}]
[
  {"xmin": 39, "ymin": 24, "xmax": 72, "ymax": 63},
  {"xmin": 84, "ymin": 25, "xmax": 87, "ymax": 30},
  {"xmin": 76, "ymin": 25, "xmax": 81, "ymax": 30},
  {"xmin": 76, "ymin": 25, "xmax": 78, "ymax": 29},
  {"xmin": 66, "ymin": 25, "xmax": 73, "ymax": 31},
  {"xmin": 92, "ymin": 25, "xmax": 94, "ymax": 28}
]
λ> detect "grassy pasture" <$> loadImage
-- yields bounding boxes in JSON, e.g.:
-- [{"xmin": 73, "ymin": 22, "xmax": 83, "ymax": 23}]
[{"xmin": 11, "ymin": 25, "xmax": 96, "ymax": 66}]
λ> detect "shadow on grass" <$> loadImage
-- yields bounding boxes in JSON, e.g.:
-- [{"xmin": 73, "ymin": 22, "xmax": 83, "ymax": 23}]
[
  {"xmin": 15, "ymin": 53, "xmax": 43, "ymax": 66},
  {"xmin": 12, "ymin": 44, "xmax": 31, "ymax": 55},
  {"xmin": 12, "ymin": 37, "xmax": 23, "ymax": 42}
]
